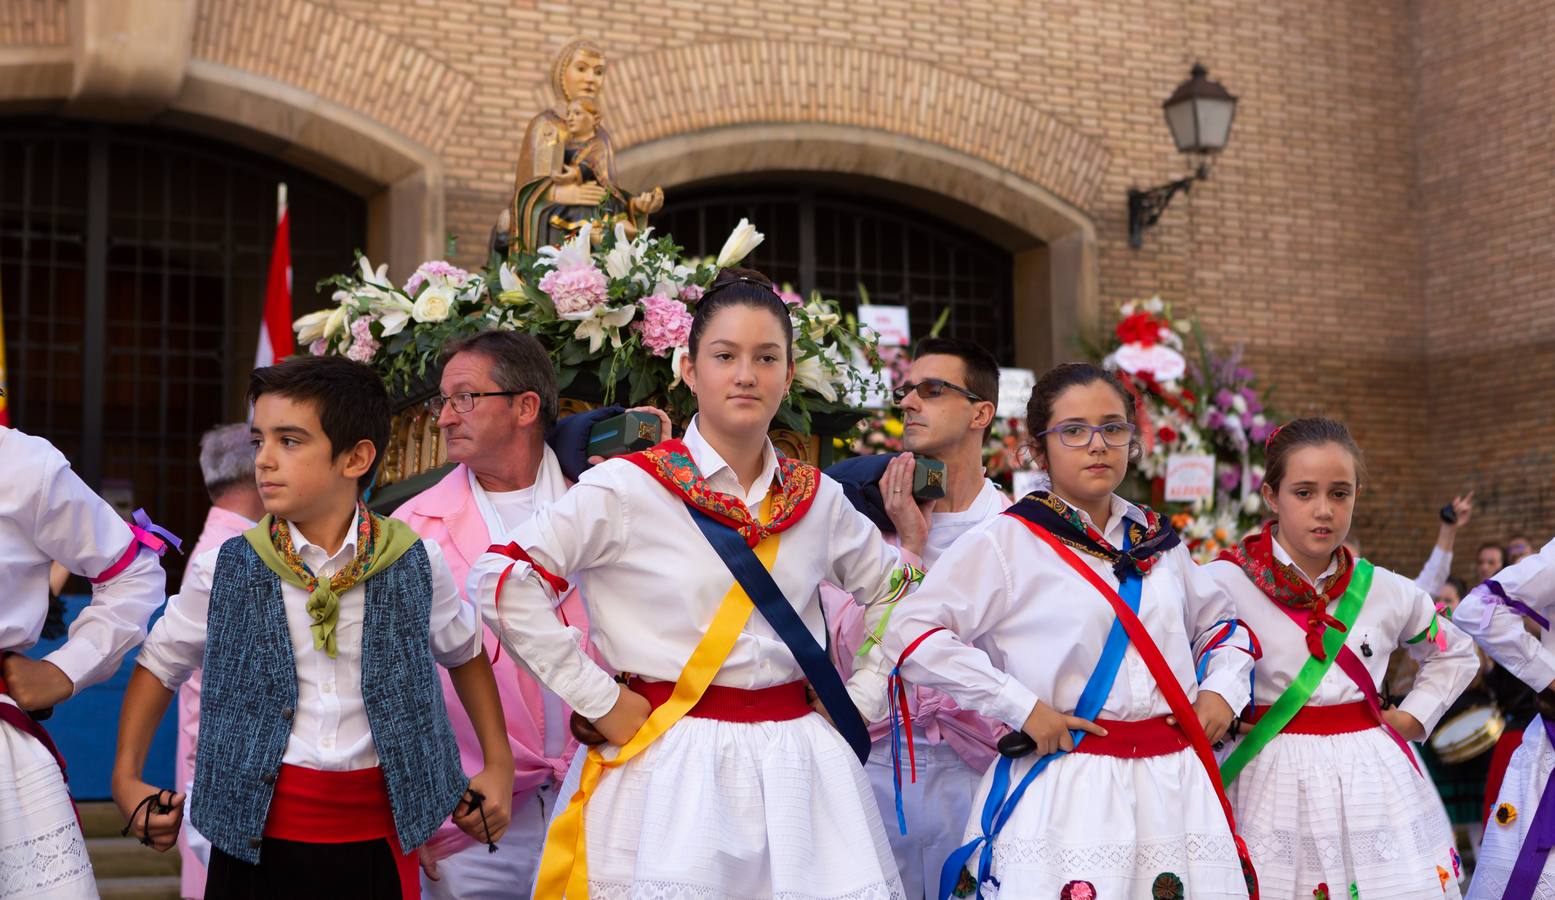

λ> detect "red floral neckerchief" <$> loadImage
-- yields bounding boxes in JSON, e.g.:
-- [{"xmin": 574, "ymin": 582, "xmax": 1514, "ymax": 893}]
[
  {"xmin": 624, "ymin": 438, "xmax": 819, "ymax": 547},
  {"xmin": 1219, "ymin": 520, "xmax": 1355, "ymax": 660}
]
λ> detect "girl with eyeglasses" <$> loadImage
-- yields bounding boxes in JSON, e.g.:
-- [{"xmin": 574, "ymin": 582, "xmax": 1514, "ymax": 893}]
[
  {"xmin": 1201, "ymin": 417, "xmax": 1475, "ymax": 899},
  {"xmin": 467, "ymin": 267, "xmax": 925, "ymax": 898},
  {"xmin": 884, "ymin": 362, "xmax": 1260, "ymax": 899}
]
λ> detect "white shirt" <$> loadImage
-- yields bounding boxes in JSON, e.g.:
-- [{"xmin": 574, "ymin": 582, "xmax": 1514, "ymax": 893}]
[
  {"xmin": 883, "ymin": 492, "xmax": 1256, "ymax": 729},
  {"xmin": 139, "ymin": 511, "xmax": 482, "ymax": 770},
  {"xmin": 1455, "ymin": 535, "xmax": 1555, "ymax": 694},
  {"xmin": 469, "ymin": 417, "xmax": 915, "ymax": 722},
  {"xmin": 1203, "ymin": 542, "xmax": 1477, "ymax": 733},
  {"xmin": 0, "ymin": 426, "xmax": 167, "ymax": 694},
  {"xmin": 1413, "ymin": 545, "xmax": 1453, "ymax": 597},
  {"xmin": 921, "ymin": 478, "xmax": 1007, "ymax": 569}
]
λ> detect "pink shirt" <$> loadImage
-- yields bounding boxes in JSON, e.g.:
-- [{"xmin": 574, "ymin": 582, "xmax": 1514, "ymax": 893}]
[
  {"xmin": 177, "ymin": 504, "xmax": 256, "ymax": 899},
  {"xmin": 394, "ymin": 460, "xmax": 590, "ymax": 861}
]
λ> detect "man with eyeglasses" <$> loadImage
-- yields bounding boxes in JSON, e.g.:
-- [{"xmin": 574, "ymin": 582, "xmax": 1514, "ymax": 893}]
[
  {"xmin": 823, "ymin": 337, "xmax": 1012, "ymax": 899},
  {"xmin": 391, "ymin": 330, "xmax": 669, "ymax": 899}
]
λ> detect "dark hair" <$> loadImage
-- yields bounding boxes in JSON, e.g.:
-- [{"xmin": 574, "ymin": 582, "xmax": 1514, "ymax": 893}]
[
  {"xmin": 1444, "ymin": 576, "xmax": 1468, "ymax": 598},
  {"xmin": 1262, "ymin": 417, "xmax": 1366, "ymax": 493},
  {"xmin": 248, "ymin": 355, "xmax": 390, "ymax": 492},
  {"xmin": 913, "ymin": 336, "xmax": 1000, "ymax": 439},
  {"xmin": 440, "ymin": 329, "xmax": 559, "ymax": 427},
  {"xmin": 688, "ymin": 267, "xmax": 794, "ymax": 362},
  {"xmin": 1023, "ymin": 362, "xmax": 1140, "ymax": 464},
  {"xmin": 1478, "ymin": 542, "xmax": 1506, "ymax": 560}
]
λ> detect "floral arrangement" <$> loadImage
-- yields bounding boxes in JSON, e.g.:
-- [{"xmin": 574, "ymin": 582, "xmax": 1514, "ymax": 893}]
[
  {"xmin": 1092, "ymin": 296, "xmax": 1280, "ymax": 560},
  {"xmin": 296, "ymin": 219, "xmax": 885, "ymax": 433}
]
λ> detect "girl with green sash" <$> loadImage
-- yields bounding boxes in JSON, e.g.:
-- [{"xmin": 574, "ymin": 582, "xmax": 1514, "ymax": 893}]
[{"xmin": 1204, "ymin": 417, "xmax": 1477, "ymax": 899}]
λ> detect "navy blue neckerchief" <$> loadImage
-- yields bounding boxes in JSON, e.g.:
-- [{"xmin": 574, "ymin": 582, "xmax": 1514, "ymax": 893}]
[{"xmin": 685, "ymin": 504, "xmax": 873, "ymax": 765}]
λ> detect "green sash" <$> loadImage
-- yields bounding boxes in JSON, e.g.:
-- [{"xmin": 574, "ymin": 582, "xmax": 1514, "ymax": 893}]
[{"xmin": 1221, "ymin": 558, "xmax": 1375, "ymax": 786}]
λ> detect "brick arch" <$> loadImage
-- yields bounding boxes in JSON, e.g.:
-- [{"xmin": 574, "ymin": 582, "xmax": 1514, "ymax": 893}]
[{"xmin": 534, "ymin": 40, "xmax": 1111, "ymax": 214}]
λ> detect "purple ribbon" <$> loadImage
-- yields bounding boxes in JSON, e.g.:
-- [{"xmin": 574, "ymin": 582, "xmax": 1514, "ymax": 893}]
[
  {"xmin": 1480, "ymin": 580, "xmax": 1551, "ymax": 630},
  {"xmin": 1504, "ymin": 716, "xmax": 1555, "ymax": 900},
  {"xmin": 131, "ymin": 508, "xmax": 184, "ymax": 555}
]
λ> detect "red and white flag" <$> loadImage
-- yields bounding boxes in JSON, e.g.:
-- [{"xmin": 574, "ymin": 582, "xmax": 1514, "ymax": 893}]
[{"xmin": 255, "ymin": 184, "xmax": 292, "ymax": 368}]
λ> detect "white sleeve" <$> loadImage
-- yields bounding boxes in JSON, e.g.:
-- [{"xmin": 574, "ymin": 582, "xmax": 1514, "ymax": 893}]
[
  {"xmin": 1395, "ymin": 581, "xmax": 1478, "ymax": 733},
  {"xmin": 424, "ymin": 540, "xmax": 482, "ymax": 668},
  {"xmin": 1182, "ymin": 549, "xmax": 1256, "ymax": 714},
  {"xmin": 1413, "ymin": 546, "xmax": 1453, "ymax": 596},
  {"xmin": 1454, "ymin": 537, "xmax": 1555, "ymax": 693},
  {"xmin": 470, "ymin": 469, "xmax": 626, "ymax": 720},
  {"xmin": 26, "ymin": 443, "xmax": 168, "ymax": 693},
  {"xmin": 137, "ymin": 547, "xmax": 217, "ymax": 692},
  {"xmin": 821, "ymin": 489, "xmax": 923, "ymax": 723},
  {"xmin": 881, "ymin": 529, "xmax": 1039, "ymax": 729}
]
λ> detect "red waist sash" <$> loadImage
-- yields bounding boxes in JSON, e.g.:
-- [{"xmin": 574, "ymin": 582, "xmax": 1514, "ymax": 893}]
[
  {"xmin": 1247, "ymin": 700, "xmax": 1376, "ymax": 735},
  {"xmin": 629, "ymin": 677, "xmax": 812, "ymax": 723},
  {"xmin": 1071, "ymin": 715, "xmax": 1191, "ymax": 759},
  {"xmin": 0, "ymin": 670, "xmax": 68, "ymax": 779},
  {"xmin": 263, "ymin": 765, "xmax": 418, "ymax": 899}
]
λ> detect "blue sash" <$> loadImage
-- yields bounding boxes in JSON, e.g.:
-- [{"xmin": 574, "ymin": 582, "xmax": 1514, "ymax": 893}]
[
  {"xmin": 937, "ymin": 533, "xmax": 1139, "ymax": 899},
  {"xmin": 686, "ymin": 504, "xmax": 874, "ymax": 764}
]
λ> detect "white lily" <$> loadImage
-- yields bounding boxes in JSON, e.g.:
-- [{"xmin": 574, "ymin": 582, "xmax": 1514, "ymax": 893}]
[
  {"xmin": 357, "ymin": 255, "xmax": 391, "ymax": 288},
  {"xmin": 792, "ymin": 352, "xmax": 839, "ymax": 403},
  {"xmin": 536, "ymin": 222, "xmax": 594, "ymax": 271},
  {"xmin": 800, "ymin": 297, "xmax": 840, "ymax": 341},
  {"xmin": 323, "ymin": 304, "xmax": 350, "ymax": 342},
  {"xmin": 715, "ymin": 218, "xmax": 763, "ymax": 268},
  {"xmin": 669, "ymin": 345, "xmax": 690, "ymax": 389},
  {"xmin": 571, "ymin": 304, "xmax": 638, "ymax": 353},
  {"xmin": 294, "ymin": 309, "xmax": 332, "ymax": 344},
  {"xmin": 603, "ymin": 222, "xmax": 635, "ymax": 280},
  {"xmin": 374, "ymin": 294, "xmax": 415, "ymax": 337}
]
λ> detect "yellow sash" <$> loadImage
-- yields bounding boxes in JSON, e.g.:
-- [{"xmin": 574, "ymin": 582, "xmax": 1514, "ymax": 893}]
[{"xmin": 535, "ymin": 497, "xmax": 781, "ymax": 898}]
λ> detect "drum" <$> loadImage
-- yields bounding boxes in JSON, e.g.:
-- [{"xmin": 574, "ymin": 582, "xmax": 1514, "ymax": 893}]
[{"xmin": 1430, "ymin": 704, "xmax": 1506, "ymax": 764}]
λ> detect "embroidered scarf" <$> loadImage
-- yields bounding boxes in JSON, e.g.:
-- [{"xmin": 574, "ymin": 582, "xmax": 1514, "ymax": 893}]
[
  {"xmin": 1006, "ymin": 490, "xmax": 1179, "ymax": 580},
  {"xmin": 1219, "ymin": 520, "xmax": 1355, "ymax": 661},
  {"xmin": 243, "ymin": 503, "xmax": 421, "ymax": 657},
  {"xmin": 624, "ymin": 438, "xmax": 818, "ymax": 547}
]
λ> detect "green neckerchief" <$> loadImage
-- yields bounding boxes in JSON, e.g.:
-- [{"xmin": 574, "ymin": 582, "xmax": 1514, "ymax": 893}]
[
  {"xmin": 243, "ymin": 513, "xmax": 421, "ymax": 657},
  {"xmin": 1221, "ymin": 558, "xmax": 1375, "ymax": 786}
]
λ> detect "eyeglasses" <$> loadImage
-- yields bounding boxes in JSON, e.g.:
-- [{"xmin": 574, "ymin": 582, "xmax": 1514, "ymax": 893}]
[
  {"xmin": 892, "ymin": 378, "xmax": 985, "ymax": 404},
  {"xmin": 1036, "ymin": 421, "xmax": 1136, "ymax": 449},
  {"xmin": 427, "ymin": 391, "xmax": 524, "ymax": 415}
]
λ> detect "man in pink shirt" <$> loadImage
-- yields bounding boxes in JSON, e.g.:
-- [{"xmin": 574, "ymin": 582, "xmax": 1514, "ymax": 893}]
[
  {"xmin": 177, "ymin": 423, "xmax": 264, "ymax": 900},
  {"xmin": 393, "ymin": 331, "xmax": 592, "ymax": 899},
  {"xmin": 824, "ymin": 338, "xmax": 1011, "ymax": 899}
]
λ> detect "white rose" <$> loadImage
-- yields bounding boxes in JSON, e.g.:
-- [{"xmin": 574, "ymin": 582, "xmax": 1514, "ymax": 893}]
[
  {"xmin": 1144, "ymin": 295, "xmax": 1165, "ymax": 314},
  {"xmin": 716, "ymin": 217, "xmax": 764, "ymax": 268},
  {"xmin": 411, "ymin": 284, "xmax": 454, "ymax": 323}
]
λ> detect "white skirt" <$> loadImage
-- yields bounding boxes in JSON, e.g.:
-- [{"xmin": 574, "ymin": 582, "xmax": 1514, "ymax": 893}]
[
  {"xmin": 1228, "ymin": 726, "xmax": 1461, "ymax": 899},
  {"xmin": 0, "ymin": 700, "xmax": 97, "ymax": 899},
  {"xmin": 958, "ymin": 747, "xmax": 1248, "ymax": 899},
  {"xmin": 551, "ymin": 712, "xmax": 904, "ymax": 899},
  {"xmin": 1469, "ymin": 717, "xmax": 1555, "ymax": 900}
]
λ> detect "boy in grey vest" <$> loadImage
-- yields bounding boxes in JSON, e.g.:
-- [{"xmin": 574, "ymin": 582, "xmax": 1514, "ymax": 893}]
[{"xmin": 111, "ymin": 356, "xmax": 514, "ymax": 899}]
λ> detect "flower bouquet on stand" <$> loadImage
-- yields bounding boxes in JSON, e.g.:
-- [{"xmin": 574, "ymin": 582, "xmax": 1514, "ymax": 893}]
[
  {"xmin": 296, "ymin": 219, "xmax": 887, "ymax": 496},
  {"xmin": 1089, "ymin": 296, "xmax": 1281, "ymax": 561}
]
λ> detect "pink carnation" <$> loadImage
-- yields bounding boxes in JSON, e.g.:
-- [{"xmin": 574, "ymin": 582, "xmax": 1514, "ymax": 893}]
[
  {"xmin": 634, "ymin": 294, "xmax": 694, "ymax": 356},
  {"xmin": 777, "ymin": 289, "xmax": 803, "ymax": 306},
  {"xmin": 308, "ymin": 338, "xmax": 327, "ymax": 356},
  {"xmin": 403, "ymin": 260, "xmax": 470, "ymax": 293},
  {"xmin": 679, "ymin": 284, "xmax": 705, "ymax": 303},
  {"xmin": 538, "ymin": 266, "xmax": 609, "ymax": 317},
  {"xmin": 345, "ymin": 316, "xmax": 380, "ymax": 362}
]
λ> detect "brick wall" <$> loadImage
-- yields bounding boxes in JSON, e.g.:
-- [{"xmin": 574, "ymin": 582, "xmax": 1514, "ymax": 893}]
[
  {"xmin": 1415, "ymin": 0, "xmax": 1555, "ymax": 579},
  {"xmin": 5, "ymin": 0, "xmax": 1548, "ymax": 571}
]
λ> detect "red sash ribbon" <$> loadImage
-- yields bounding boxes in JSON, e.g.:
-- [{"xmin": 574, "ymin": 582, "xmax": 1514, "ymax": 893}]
[{"xmin": 263, "ymin": 764, "xmax": 418, "ymax": 899}]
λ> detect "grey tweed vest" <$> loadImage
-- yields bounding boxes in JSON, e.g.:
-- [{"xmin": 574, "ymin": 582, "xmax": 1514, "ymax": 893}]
[{"xmin": 190, "ymin": 535, "xmax": 468, "ymax": 865}]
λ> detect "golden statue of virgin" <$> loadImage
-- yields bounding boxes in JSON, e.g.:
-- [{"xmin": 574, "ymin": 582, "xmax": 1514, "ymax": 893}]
[{"xmin": 506, "ymin": 40, "xmax": 664, "ymax": 254}]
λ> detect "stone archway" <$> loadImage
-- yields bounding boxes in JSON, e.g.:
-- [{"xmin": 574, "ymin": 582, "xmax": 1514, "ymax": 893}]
[
  {"xmin": 590, "ymin": 41, "xmax": 1110, "ymax": 371},
  {"xmin": 0, "ymin": 0, "xmax": 467, "ymax": 275}
]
